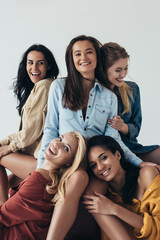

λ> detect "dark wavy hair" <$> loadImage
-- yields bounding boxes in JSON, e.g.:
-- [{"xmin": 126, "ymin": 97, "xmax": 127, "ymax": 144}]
[
  {"xmin": 63, "ymin": 35, "xmax": 109, "ymax": 110},
  {"xmin": 13, "ymin": 44, "xmax": 59, "ymax": 115},
  {"xmin": 87, "ymin": 135, "xmax": 140, "ymax": 203}
]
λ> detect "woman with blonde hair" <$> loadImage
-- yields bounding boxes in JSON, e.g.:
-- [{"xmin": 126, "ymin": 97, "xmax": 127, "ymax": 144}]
[
  {"xmin": 0, "ymin": 131, "xmax": 88, "ymax": 240},
  {"xmin": 103, "ymin": 42, "xmax": 160, "ymax": 164}
]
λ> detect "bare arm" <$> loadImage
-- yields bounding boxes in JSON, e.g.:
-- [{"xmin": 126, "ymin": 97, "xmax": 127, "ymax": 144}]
[{"xmin": 46, "ymin": 170, "xmax": 88, "ymax": 240}]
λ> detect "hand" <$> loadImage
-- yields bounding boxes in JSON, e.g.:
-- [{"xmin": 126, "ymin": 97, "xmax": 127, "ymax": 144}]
[
  {"xmin": 139, "ymin": 161, "xmax": 160, "ymax": 173},
  {"xmin": 0, "ymin": 145, "xmax": 12, "ymax": 158},
  {"xmin": 108, "ymin": 115, "xmax": 128, "ymax": 135},
  {"xmin": 83, "ymin": 191, "xmax": 115, "ymax": 215}
]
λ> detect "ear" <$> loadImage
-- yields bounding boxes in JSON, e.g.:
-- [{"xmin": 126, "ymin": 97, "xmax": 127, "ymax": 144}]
[{"xmin": 115, "ymin": 150, "xmax": 121, "ymax": 161}]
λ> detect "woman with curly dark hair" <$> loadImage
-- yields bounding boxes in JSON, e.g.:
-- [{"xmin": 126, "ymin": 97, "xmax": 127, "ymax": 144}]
[{"xmin": 0, "ymin": 44, "xmax": 59, "ymax": 204}]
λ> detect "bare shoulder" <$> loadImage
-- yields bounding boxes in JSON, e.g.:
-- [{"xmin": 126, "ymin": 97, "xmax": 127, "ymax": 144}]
[
  {"xmin": 66, "ymin": 170, "xmax": 89, "ymax": 197},
  {"xmin": 138, "ymin": 166, "xmax": 159, "ymax": 190},
  {"xmin": 68, "ymin": 169, "xmax": 89, "ymax": 186}
]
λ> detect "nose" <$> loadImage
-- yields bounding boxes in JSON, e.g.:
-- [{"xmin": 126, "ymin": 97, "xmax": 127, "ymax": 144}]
[
  {"xmin": 97, "ymin": 162, "xmax": 104, "ymax": 171},
  {"xmin": 81, "ymin": 52, "xmax": 86, "ymax": 60},
  {"xmin": 119, "ymin": 70, "xmax": 127, "ymax": 78},
  {"xmin": 32, "ymin": 63, "xmax": 38, "ymax": 71}
]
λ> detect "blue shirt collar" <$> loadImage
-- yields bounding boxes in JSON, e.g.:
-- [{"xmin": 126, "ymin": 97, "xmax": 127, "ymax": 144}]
[{"xmin": 94, "ymin": 80, "xmax": 103, "ymax": 92}]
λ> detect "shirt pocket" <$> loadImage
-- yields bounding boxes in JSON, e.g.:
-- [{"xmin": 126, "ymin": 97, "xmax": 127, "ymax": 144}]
[{"xmin": 95, "ymin": 104, "xmax": 110, "ymax": 124}]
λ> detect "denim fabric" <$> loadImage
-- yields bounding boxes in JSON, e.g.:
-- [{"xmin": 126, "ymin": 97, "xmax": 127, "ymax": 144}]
[
  {"xmin": 37, "ymin": 78, "xmax": 142, "ymax": 167},
  {"xmin": 116, "ymin": 81, "xmax": 159, "ymax": 154}
]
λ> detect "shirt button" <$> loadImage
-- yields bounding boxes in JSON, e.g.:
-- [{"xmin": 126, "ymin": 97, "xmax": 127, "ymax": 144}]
[
  {"xmin": 84, "ymin": 128, "xmax": 87, "ymax": 131},
  {"xmin": 90, "ymin": 94, "xmax": 92, "ymax": 96},
  {"xmin": 86, "ymin": 116, "xmax": 89, "ymax": 119},
  {"xmin": 80, "ymin": 116, "xmax": 82, "ymax": 118},
  {"xmin": 88, "ymin": 105, "xmax": 91, "ymax": 108},
  {"xmin": 103, "ymin": 110, "xmax": 105, "ymax": 113}
]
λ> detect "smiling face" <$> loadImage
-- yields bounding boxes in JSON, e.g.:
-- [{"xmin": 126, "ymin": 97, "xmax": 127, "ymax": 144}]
[
  {"xmin": 107, "ymin": 57, "xmax": 129, "ymax": 90},
  {"xmin": 72, "ymin": 40, "xmax": 97, "ymax": 79},
  {"xmin": 26, "ymin": 50, "xmax": 49, "ymax": 84},
  {"xmin": 88, "ymin": 146, "xmax": 121, "ymax": 182},
  {"xmin": 44, "ymin": 132, "xmax": 78, "ymax": 168}
]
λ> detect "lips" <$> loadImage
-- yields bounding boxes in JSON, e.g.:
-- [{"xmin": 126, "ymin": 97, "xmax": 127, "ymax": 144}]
[
  {"xmin": 101, "ymin": 168, "xmax": 111, "ymax": 176},
  {"xmin": 80, "ymin": 62, "xmax": 91, "ymax": 66},
  {"xmin": 31, "ymin": 73, "xmax": 40, "ymax": 76},
  {"xmin": 48, "ymin": 145, "xmax": 57, "ymax": 155}
]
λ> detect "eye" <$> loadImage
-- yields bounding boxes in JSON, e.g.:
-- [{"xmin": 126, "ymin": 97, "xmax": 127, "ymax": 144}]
[
  {"xmin": 86, "ymin": 51, "xmax": 93, "ymax": 54},
  {"xmin": 38, "ymin": 61, "xmax": 45, "ymax": 65},
  {"xmin": 75, "ymin": 53, "xmax": 81, "ymax": 56},
  {"xmin": 124, "ymin": 67, "xmax": 128, "ymax": 71},
  {"xmin": 115, "ymin": 69, "xmax": 121, "ymax": 73},
  {"xmin": 89, "ymin": 162, "xmax": 96, "ymax": 169},
  {"xmin": 101, "ymin": 155, "xmax": 107, "ymax": 161},
  {"xmin": 64, "ymin": 146, "xmax": 69, "ymax": 152},
  {"xmin": 27, "ymin": 61, "xmax": 33, "ymax": 65},
  {"xmin": 58, "ymin": 136, "xmax": 62, "ymax": 142}
]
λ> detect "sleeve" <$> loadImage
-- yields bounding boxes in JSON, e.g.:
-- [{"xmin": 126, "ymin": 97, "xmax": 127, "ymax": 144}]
[
  {"xmin": 126, "ymin": 83, "xmax": 142, "ymax": 140},
  {"xmin": 0, "ymin": 81, "xmax": 51, "ymax": 152},
  {"xmin": 104, "ymin": 93, "xmax": 142, "ymax": 166},
  {"xmin": 134, "ymin": 175, "xmax": 160, "ymax": 239},
  {"xmin": 0, "ymin": 173, "xmax": 44, "ymax": 227},
  {"xmin": 37, "ymin": 81, "xmax": 60, "ymax": 168}
]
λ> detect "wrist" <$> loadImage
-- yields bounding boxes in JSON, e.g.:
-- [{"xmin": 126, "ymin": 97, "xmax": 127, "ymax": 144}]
[{"xmin": 120, "ymin": 123, "xmax": 129, "ymax": 135}]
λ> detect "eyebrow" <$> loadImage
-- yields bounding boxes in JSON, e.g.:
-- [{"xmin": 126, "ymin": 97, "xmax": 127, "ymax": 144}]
[
  {"xmin": 27, "ymin": 59, "xmax": 45, "ymax": 62},
  {"xmin": 89, "ymin": 152, "xmax": 106, "ymax": 164},
  {"xmin": 116, "ymin": 65, "xmax": 128, "ymax": 69},
  {"xmin": 73, "ymin": 48, "xmax": 93, "ymax": 54},
  {"xmin": 98, "ymin": 152, "xmax": 106, "ymax": 158},
  {"xmin": 61, "ymin": 135, "xmax": 71, "ymax": 150}
]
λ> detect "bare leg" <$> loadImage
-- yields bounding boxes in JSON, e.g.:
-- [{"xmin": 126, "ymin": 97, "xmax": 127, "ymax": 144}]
[
  {"xmin": 137, "ymin": 146, "xmax": 160, "ymax": 164},
  {"xmin": 0, "ymin": 152, "xmax": 37, "ymax": 204},
  {"xmin": 94, "ymin": 214, "xmax": 131, "ymax": 240},
  {"xmin": 46, "ymin": 170, "xmax": 88, "ymax": 240},
  {"xmin": 0, "ymin": 152, "xmax": 37, "ymax": 179},
  {"xmin": 0, "ymin": 166, "xmax": 8, "ymax": 205}
]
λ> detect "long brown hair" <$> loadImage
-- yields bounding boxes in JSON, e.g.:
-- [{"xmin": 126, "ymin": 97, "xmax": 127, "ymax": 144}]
[
  {"xmin": 103, "ymin": 42, "xmax": 132, "ymax": 114},
  {"xmin": 63, "ymin": 35, "xmax": 110, "ymax": 111}
]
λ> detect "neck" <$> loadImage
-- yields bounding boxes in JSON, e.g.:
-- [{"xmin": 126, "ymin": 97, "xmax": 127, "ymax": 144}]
[
  {"xmin": 40, "ymin": 160, "xmax": 56, "ymax": 171},
  {"xmin": 110, "ymin": 168, "xmax": 126, "ymax": 194}
]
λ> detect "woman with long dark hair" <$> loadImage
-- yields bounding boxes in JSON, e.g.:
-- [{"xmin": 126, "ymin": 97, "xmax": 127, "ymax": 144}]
[
  {"xmin": 84, "ymin": 135, "xmax": 160, "ymax": 240},
  {"xmin": 0, "ymin": 44, "xmax": 59, "ymax": 204}
]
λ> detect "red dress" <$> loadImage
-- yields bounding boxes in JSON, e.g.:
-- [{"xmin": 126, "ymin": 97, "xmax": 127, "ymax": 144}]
[{"xmin": 0, "ymin": 171, "xmax": 54, "ymax": 240}]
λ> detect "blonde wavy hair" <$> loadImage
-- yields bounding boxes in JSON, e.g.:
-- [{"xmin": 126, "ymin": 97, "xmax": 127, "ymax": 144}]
[
  {"xmin": 46, "ymin": 131, "xmax": 86, "ymax": 204},
  {"xmin": 103, "ymin": 42, "xmax": 133, "ymax": 114}
]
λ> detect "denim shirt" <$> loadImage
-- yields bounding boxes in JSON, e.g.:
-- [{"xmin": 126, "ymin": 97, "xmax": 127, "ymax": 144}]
[
  {"xmin": 115, "ymin": 81, "xmax": 159, "ymax": 153},
  {"xmin": 37, "ymin": 78, "xmax": 142, "ymax": 168}
]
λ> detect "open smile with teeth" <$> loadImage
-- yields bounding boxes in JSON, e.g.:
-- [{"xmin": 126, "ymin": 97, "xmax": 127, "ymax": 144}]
[
  {"xmin": 49, "ymin": 147, "xmax": 56, "ymax": 155},
  {"xmin": 101, "ymin": 168, "xmax": 111, "ymax": 176},
  {"xmin": 80, "ymin": 62, "xmax": 91, "ymax": 66},
  {"xmin": 31, "ymin": 73, "xmax": 40, "ymax": 76}
]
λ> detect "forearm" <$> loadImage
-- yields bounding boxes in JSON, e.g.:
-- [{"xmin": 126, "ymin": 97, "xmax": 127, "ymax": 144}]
[
  {"xmin": 119, "ymin": 123, "xmax": 129, "ymax": 135},
  {"xmin": 113, "ymin": 203, "xmax": 143, "ymax": 231}
]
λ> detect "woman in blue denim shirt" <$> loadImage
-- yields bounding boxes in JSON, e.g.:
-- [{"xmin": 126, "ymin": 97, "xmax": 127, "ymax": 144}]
[
  {"xmin": 40, "ymin": 36, "xmax": 155, "ymax": 240},
  {"xmin": 104, "ymin": 42, "xmax": 160, "ymax": 164}
]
